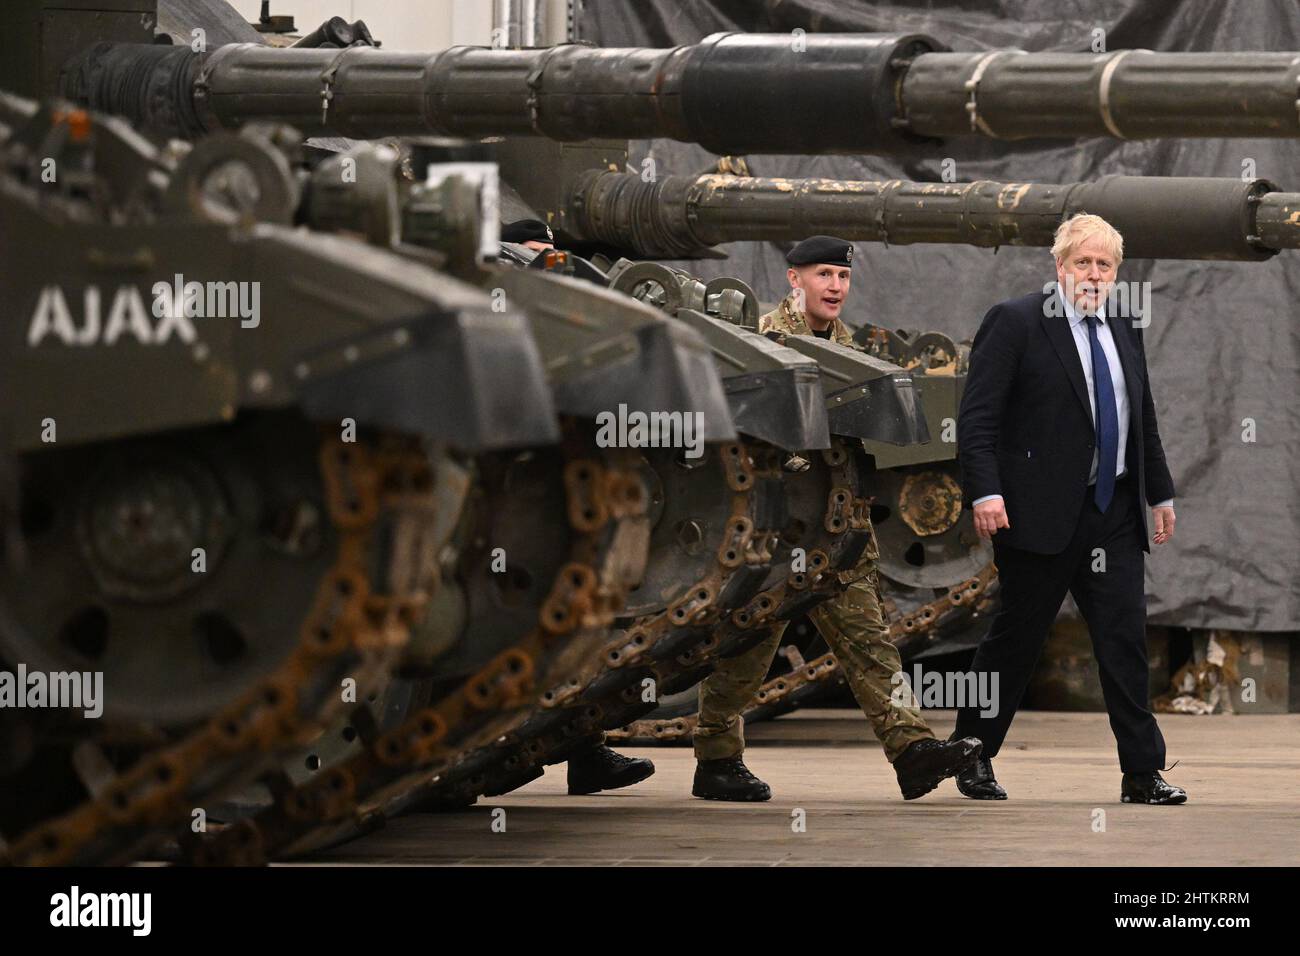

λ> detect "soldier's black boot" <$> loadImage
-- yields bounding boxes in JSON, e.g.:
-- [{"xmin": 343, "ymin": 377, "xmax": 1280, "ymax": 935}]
[
  {"xmin": 893, "ymin": 736, "xmax": 983, "ymax": 800},
  {"xmin": 1120, "ymin": 771, "xmax": 1187, "ymax": 805},
  {"xmin": 566, "ymin": 744, "xmax": 655, "ymax": 795},
  {"xmin": 691, "ymin": 756, "xmax": 771, "ymax": 801}
]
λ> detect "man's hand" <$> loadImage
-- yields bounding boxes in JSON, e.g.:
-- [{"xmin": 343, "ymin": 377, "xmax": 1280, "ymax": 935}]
[
  {"xmin": 973, "ymin": 498, "xmax": 1010, "ymax": 539},
  {"xmin": 1152, "ymin": 505, "xmax": 1175, "ymax": 545}
]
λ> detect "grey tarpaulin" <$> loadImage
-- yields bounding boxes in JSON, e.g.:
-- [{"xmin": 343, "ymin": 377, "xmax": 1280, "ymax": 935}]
[{"xmin": 580, "ymin": 0, "xmax": 1300, "ymax": 632}]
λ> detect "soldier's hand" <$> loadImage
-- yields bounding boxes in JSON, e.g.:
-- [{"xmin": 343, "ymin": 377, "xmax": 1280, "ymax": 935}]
[
  {"xmin": 1152, "ymin": 505, "xmax": 1175, "ymax": 545},
  {"xmin": 973, "ymin": 498, "xmax": 1010, "ymax": 539}
]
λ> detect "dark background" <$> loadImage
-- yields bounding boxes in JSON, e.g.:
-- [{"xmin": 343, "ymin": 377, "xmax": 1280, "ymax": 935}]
[{"xmin": 580, "ymin": 0, "xmax": 1300, "ymax": 632}]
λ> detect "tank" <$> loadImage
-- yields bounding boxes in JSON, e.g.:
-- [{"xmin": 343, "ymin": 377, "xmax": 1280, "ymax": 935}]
[{"xmin": 0, "ymin": 92, "xmax": 605, "ymax": 862}]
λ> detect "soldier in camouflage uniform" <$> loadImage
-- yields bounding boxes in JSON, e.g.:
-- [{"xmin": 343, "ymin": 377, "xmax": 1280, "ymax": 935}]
[{"xmin": 691, "ymin": 236, "xmax": 983, "ymax": 802}]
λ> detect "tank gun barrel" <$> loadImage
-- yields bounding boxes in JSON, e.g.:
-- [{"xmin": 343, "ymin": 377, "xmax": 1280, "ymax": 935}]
[
  {"xmin": 566, "ymin": 171, "xmax": 1300, "ymax": 261},
  {"xmin": 62, "ymin": 35, "xmax": 1300, "ymax": 150}
]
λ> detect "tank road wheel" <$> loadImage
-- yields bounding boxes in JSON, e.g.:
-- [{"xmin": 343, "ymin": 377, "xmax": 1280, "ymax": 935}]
[
  {"xmin": 620, "ymin": 443, "xmax": 764, "ymax": 618},
  {"xmin": 0, "ymin": 414, "xmax": 334, "ymax": 729},
  {"xmin": 870, "ymin": 465, "xmax": 990, "ymax": 592}
]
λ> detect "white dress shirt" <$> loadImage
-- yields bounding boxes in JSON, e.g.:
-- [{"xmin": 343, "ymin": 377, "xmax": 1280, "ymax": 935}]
[{"xmin": 973, "ymin": 285, "xmax": 1173, "ymax": 511}]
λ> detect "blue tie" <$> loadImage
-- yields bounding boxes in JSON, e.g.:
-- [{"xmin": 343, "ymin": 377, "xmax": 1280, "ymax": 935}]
[{"xmin": 1086, "ymin": 314, "xmax": 1119, "ymax": 513}]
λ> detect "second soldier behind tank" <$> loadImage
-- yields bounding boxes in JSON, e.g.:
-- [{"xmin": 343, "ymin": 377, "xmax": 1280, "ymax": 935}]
[
  {"xmin": 497, "ymin": 217, "xmax": 656, "ymax": 796},
  {"xmin": 691, "ymin": 236, "xmax": 984, "ymax": 802},
  {"xmin": 501, "ymin": 218, "xmax": 556, "ymax": 253}
]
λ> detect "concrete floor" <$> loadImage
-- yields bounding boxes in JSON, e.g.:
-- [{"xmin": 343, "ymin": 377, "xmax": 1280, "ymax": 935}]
[{"xmin": 307, "ymin": 710, "xmax": 1300, "ymax": 866}]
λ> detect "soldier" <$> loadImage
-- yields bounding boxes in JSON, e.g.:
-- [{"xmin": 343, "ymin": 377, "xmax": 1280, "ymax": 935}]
[
  {"xmin": 566, "ymin": 738, "xmax": 654, "ymax": 795},
  {"xmin": 691, "ymin": 235, "xmax": 984, "ymax": 802},
  {"xmin": 496, "ymin": 217, "xmax": 657, "ymax": 796},
  {"xmin": 501, "ymin": 218, "xmax": 556, "ymax": 252}
]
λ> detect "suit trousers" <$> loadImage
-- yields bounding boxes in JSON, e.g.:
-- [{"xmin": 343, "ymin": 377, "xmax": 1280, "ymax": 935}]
[{"xmin": 953, "ymin": 471, "xmax": 1167, "ymax": 772}]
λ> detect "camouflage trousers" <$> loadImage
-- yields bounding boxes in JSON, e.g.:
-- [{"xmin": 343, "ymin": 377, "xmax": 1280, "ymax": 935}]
[{"xmin": 694, "ymin": 569, "xmax": 933, "ymax": 763}]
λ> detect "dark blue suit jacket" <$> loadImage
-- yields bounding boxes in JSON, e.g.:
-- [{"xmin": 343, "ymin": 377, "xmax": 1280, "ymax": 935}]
[{"xmin": 957, "ymin": 290, "xmax": 1176, "ymax": 555}]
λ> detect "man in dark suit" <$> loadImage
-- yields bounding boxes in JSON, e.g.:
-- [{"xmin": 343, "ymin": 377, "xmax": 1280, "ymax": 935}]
[{"xmin": 953, "ymin": 213, "xmax": 1186, "ymax": 805}]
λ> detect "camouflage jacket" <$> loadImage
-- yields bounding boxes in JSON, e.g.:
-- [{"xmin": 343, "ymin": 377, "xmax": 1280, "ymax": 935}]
[
  {"xmin": 759, "ymin": 293, "xmax": 879, "ymax": 584},
  {"xmin": 758, "ymin": 293, "xmax": 858, "ymax": 348}
]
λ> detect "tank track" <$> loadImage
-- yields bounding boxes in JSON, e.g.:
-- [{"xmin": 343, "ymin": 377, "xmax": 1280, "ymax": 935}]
[
  {"xmin": 183, "ymin": 424, "xmax": 652, "ymax": 863},
  {"xmin": 178, "ymin": 439, "xmax": 884, "ymax": 860}
]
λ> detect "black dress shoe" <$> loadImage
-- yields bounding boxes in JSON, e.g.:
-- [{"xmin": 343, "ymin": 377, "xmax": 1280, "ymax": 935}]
[
  {"xmin": 893, "ymin": 736, "xmax": 983, "ymax": 800},
  {"xmin": 692, "ymin": 756, "xmax": 772, "ymax": 801},
  {"xmin": 1121, "ymin": 771, "xmax": 1187, "ymax": 805},
  {"xmin": 956, "ymin": 756, "xmax": 1007, "ymax": 800},
  {"xmin": 566, "ymin": 744, "xmax": 655, "ymax": 795}
]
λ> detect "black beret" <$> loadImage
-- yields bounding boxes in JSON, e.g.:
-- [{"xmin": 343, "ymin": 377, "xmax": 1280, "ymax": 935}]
[
  {"xmin": 786, "ymin": 235, "xmax": 854, "ymax": 268},
  {"xmin": 501, "ymin": 219, "xmax": 555, "ymax": 244}
]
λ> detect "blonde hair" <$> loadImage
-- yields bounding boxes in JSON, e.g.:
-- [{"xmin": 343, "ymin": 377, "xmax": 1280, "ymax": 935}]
[{"xmin": 1051, "ymin": 213, "xmax": 1124, "ymax": 265}]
